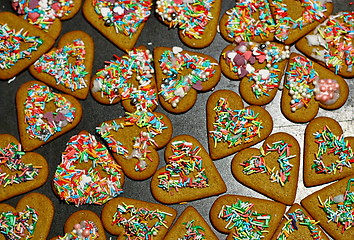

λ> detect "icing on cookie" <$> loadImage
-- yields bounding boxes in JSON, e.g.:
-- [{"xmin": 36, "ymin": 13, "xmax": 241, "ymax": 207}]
[
  {"xmin": 180, "ymin": 220, "xmax": 206, "ymax": 240},
  {"xmin": 33, "ymin": 38, "xmax": 88, "ymax": 91},
  {"xmin": 157, "ymin": 140, "xmax": 208, "ymax": 192},
  {"xmin": 158, "ymin": 47, "xmax": 217, "ymax": 108},
  {"xmin": 56, "ymin": 220, "xmax": 99, "ymax": 239},
  {"xmin": 0, "ymin": 142, "xmax": 41, "ymax": 187},
  {"xmin": 313, "ymin": 78, "xmax": 340, "ymax": 105},
  {"xmin": 155, "ymin": 0, "xmax": 214, "ymax": 39},
  {"xmin": 240, "ymin": 140, "xmax": 295, "ymax": 186},
  {"xmin": 312, "ymin": 125, "xmax": 354, "ymax": 174},
  {"xmin": 92, "ymin": 0, "xmax": 152, "ymax": 36},
  {"xmin": 0, "ymin": 24, "xmax": 43, "ymax": 70}
]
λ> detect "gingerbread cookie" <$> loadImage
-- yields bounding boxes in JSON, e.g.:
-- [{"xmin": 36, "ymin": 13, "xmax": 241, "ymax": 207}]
[
  {"xmin": 30, "ymin": 30, "xmax": 94, "ymax": 100},
  {"xmin": 101, "ymin": 197, "xmax": 177, "ymax": 239},
  {"xmin": 232, "ymin": 132, "xmax": 300, "ymax": 205},
  {"xmin": 91, "ymin": 46, "xmax": 158, "ymax": 112},
  {"xmin": 301, "ymin": 176, "xmax": 354, "ymax": 240},
  {"xmin": 280, "ymin": 53, "xmax": 348, "ymax": 123},
  {"xmin": 220, "ymin": 41, "xmax": 290, "ymax": 105},
  {"xmin": 296, "ymin": 12, "xmax": 354, "ymax": 78},
  {"xmin": 155, "ymin": 0, "xmax": 222, "ymax": 48},
  {"xmin": 0, "ymin": 134, "xmax": 49, "ymax": 202},
  {"xmin": 209, "ymin": 194, "xmax": 286, "ymax": 240},
  {"xmin": 0, "ymin": 192, "xmax": 54, "ymax": 239},
  {"xmin": 303, "ymin": 116, "xmax": 354, "ymax": 187},
  {"xmin": 206, "ymin": 89, "xmax": 273, "ymax": 160},
  {"xmin": 150, "ymin": 135, "xmax": 226, "ymax": 204},
  {"xmin": 16, "ymin": 80, "xmax": 83, "ymax": 151},
  {"xmin": 154, "ymin": 46, "xmax": 221, "ymax": 113},
  {"xmin": 0, "ymin": 12, "xmax": 55, "ymax": 80},
  {"xmin": 82, "ymin": 0, "xmax": 153, "ymax": 51},
  {"xmin": 53, "ymin": 130, "xmax": 124, "ymax": 206},
  {"xmin": 96, "ymin": 111, "xmax": 173, "ymax": 180}
]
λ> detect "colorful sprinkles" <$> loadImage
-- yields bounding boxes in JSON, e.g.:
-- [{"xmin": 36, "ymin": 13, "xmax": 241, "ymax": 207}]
[
  {"xmin": 180, "ymin": 219, "xmax": 206, "ymax": 240},
  {"xmin": 56, "ymin": 220, "xmax": 99, "ymax": 240},
  {"xmin": 53, "ymin": 132, "xmax": 123, "ymax": 206}
]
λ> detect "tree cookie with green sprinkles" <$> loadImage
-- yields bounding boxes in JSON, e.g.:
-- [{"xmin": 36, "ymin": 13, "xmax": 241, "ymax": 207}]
[
  {"xmin": 303, "ymin": 116, "xmax": 354, "ymax": 187},
  {"xmin": 206, "ymin": 89, "xmax": 273, "ymax": 160},
  {"xmin": 150, "ymin": 134, "xmax": 226, "ymax": 204},
  {"xmin": 231, "ymin": 132, "xmax": 300, "ymax": 205},
  {"xmin": 209, "ymin": 194, "xmax": 286, "ymax": 240}
]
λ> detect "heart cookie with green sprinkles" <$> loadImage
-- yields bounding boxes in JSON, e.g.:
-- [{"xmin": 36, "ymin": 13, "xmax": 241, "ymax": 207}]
[
  {"xmin": 150, "ymin": 134, "xmax": 226, "ymax": 204},
  {"xmin": 0, "ymin": 134, "xmax": 49, "ymax": 202},
  {"xmin": 303, "ymin": 116, "xmax": 354, "ymax": 187},
  {"xmin": 231, "ymin": 132, "xmax": 300, "ymax": 205},
  {"xmin": 206, "ymin": 89, "xmax": 273, "ymax": 160}
]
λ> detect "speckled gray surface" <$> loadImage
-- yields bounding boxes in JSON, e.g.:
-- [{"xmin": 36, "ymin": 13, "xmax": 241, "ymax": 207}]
[{"xmin": 0, "ymin": 0, "xmax": 354, "ymax": 239}]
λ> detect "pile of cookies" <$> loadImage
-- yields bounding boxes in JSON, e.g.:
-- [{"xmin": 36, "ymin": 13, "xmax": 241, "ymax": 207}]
[{"xmin": 0, "ymin": 0, "xmax": 354, "ymax": 239}]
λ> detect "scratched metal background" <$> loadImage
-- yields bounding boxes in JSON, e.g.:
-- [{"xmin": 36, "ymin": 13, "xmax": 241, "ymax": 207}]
[{"xmin": 0, "ymin": 0, "xmax": 353, "ymax": 239}]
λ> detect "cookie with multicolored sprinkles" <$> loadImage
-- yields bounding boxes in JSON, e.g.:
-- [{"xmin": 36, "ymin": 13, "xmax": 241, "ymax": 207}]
[
  {"xmin": 303, "ymin": 116, "xmax": 354, "ymax": 187},
  {"xmin": 209, "ymin": 194, "xmax": 286, "ymax": 240},
  {"xmin": 101, "ymin": 197, "xmax": 177, "ymax": 239},
  {"xmin": 29, "ymin": 30, "xmax": 94, "ymax": 100},
  {"xmin": 231, "ymin": 132, "xmax": 300, "ymax": 205},
  {"xmin": 206, "ymin": 89, "xmax": 273, "ymax": 160},
  {"xmin": 82, "ymin": 0, "xmax": 153, "ymax": 51},
  {"xmin": 155, "ymin": 0, "xmax": 222, "ymax": 48},
  {"xmin": 150, "ymin": 135, "xmax": 226, "ymax": 204},
  {"xmin": 280, "ymin": 53, "xmax": 348, "ymax": 123},
  {"xmin": 154, "ymin": 46, "xmax": 221, "ymax": 114},
  {"xmin": 0, "ymin": 134, "xmax": 49, "ymax": 202},
  {"xmin": 16, "ymin": 80, "xmax": 82, "ymax": 151},
  {"xmin": 301, "ymin": 176, "xmax": 354, "ymax": 240},
  {"xmin": 0, "ymin": 12, "xmax": 55, "ymax": 80},
  {"xmin": 296, "ymin": 12, "xmax": 354, "ymax": 78}
]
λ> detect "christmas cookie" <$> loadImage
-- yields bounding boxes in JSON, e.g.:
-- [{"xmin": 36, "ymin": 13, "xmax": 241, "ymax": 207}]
[
  {"xmin": 280, "ymin": 53, "xmax": 348, "ymax": 123},
  {"xmin": 206, "ymin": 89, "xmax": 273, "ymax": 160},
  {"xmin": 163, "ymin": 206, "xmax": 219, "ymax": 240},
  {"xmin": 155, "ymin": 0, "xmax": 222, "ymax": 48},
  {"xmin": 101, "ymin": 197, "xmax": 177, "ymax": 239},
  {"xmin": 0, "ymin": 12, "xmax": 55, "ymax": 80},
  {"xmin": 82, "ymin": 0, "xmax": 153, "ymax": 51},
  {"xmin": 303, "ymin": 116, "xmax": 354, "ymax": 187},
  {"xmin": 0, "ymin": 134, "xmax": 48, "ymax": 202},
  {"xmin": 150, "ymin": 135, "xmax": 226, "ymax": 204},
  {"xmin": 91, "ymin": 46, "xmax": 158, "ymax": 112},
  {"xmin": 96, "ymin": 111, "xmax": 173, "ymax": 180},
  {"xmin": 296, "ymin": 12, "xmax": 354, "ymax": 78},
  {"xmin": 209, "ymin": 194, "xmax": 286, "ymax": 240},
  {"xmin": 301, "ymin": 176, "xmax": 354, "ymax": 240},
  {"xmin": 29, "ymin": 30, "xmax": 95, "ymax": 100},
  {"xmin": 0, "ymin": 192, "xmax": 54, "ymax": 239},
  {"xmin": 220, "ymin": 41, "xmax": 290, "ymax": 105},
  {"xmin": 16, "ymin": 80, "xmax": 83, "ymax": 151},
  {"xmin": 154, "ymin": 46, "xmax": 221, "ymax": 113},
  {"xmin": 231, "ymin": 132, "xmax": 300, "ymax": 205}
]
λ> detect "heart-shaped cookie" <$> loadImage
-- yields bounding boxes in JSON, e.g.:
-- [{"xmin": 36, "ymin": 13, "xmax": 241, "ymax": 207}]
[
  {"xmin": 30, "ymin": 30, "xmax": 94, "ymax": 100},
  {"xmin": 150, "ymin": 135, "xmax": 226, "ymax": 204},
  {"xmin": 16, "ymin": 80, "xmax": 83, "ymax": 151},
  {"xmin": 82, "ymin": 0, "xmax": 153, "ymax": 51},
  {"xmin": 0, "ymin": 12, "xmax": 55, "ymax": 80},
  {"xmin": 96, "ymin": 111, "xmax": 173, "ymax": 180},
  {"xmin": 154, "ymin": 46, "xmax": 221, "ymax": 113},
  {"xmin": 231, "ymin": 132, "xmax": 300, "ymax": 205},
  {"xmin": 301, "ymin": 176, "xmax": 354, "ymax": 240},
  {"xmin": 101, "ymin": 197, "xmax": 177, "ymax": 239},
  {"xmin": 280, "ymin": 53, "xmax": 348, "ymax": 123},
  {"xmin": 0, "ymin": 192, "xmax": 54, "ymax": 240},
  {"xmin": 303, "ymin": 117, "xmax": 354, "ymax": 187},
  {"xmin": 91, "ymin": 46, "xmax": 158, "ymax": 112},
  {"xmin": 209, "ymin": 194, "xmax": 286, "ymax": 240},
  {"xmin": 206, "ymin": 89, "xmax": 273, "ymax": 160},
  {"xmin": 53, "ymin": 130, "xmax": 124, "ymax": 206},
  {"xmin": 0, "ymin": 134, "xmax": 48, "ymax": 202},
  {"xmin": 155, "ymin": 0, "xmax": 222, "ymax": 48}
]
